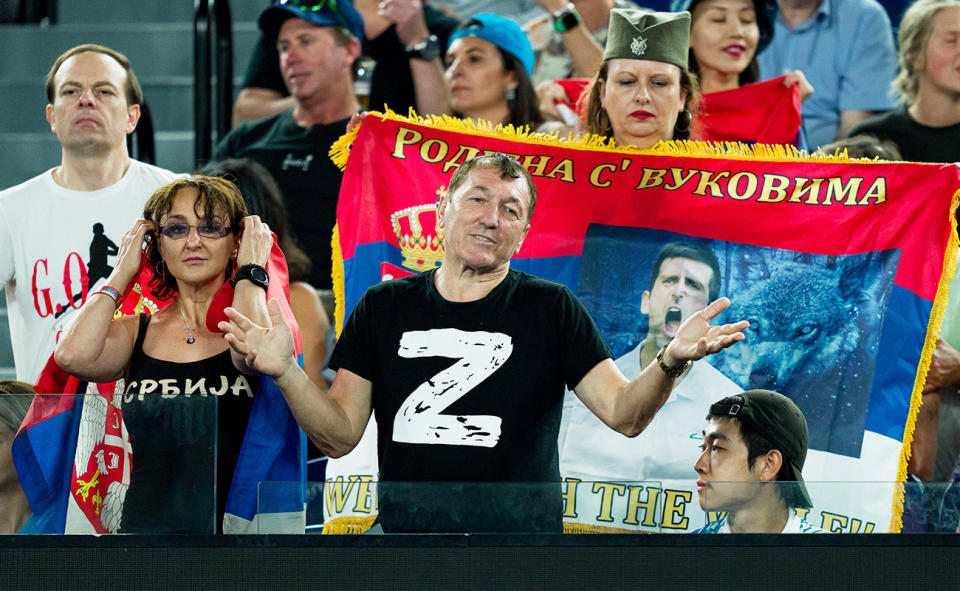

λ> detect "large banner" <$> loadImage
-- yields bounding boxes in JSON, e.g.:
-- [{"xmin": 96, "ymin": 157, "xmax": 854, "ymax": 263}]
[{"xmin": 327, "ymin": 111, "xmax": 959, "ymax": 533}]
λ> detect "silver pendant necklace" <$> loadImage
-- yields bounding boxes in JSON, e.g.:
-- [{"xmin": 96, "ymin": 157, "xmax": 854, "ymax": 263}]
[{"xmin": 176, "ymin": 298, "xmax": 196, "ymax": 345}]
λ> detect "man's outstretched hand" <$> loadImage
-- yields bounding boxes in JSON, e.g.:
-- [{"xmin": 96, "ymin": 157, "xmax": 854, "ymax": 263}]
[
  {"xmin": 219, "ymin": 298, "xmax": 297, "ymax": 380},
  {"xmin": 664, "ymin": 297, "xmax": 748, "ymax": 366}
]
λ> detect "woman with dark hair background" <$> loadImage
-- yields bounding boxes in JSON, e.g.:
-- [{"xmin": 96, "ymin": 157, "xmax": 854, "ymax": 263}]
[
  {"xmin": 200, "ymin": 158, "xmax": 331, "ymax": 393},
  {"xmin": 680, "ymin": 0, "xmax": 811, "ymax": 144}
]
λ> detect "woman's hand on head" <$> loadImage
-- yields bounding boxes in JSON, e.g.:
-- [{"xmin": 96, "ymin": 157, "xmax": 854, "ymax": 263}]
[
  {"xmin": 113, "ymin": 219, "xmax": 153, "ymax": 287},
  {"xmin": 783, "ymin": 70, "xmax": 814, "ymax": 103},
  {"xmin": 236, "ymin": 215, "xmax": 272, "ymax": 267}
]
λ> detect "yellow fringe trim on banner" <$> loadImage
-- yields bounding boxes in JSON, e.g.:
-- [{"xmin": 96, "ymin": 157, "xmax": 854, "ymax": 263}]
[
  {"xmin": 331, "ymin": 224, "xmax": 345, "ymax": 339},
  {"xmin": 321, "ymin": 514, "xmax": 378, "ymax": 535},
  {"xmin": 890, "ymin": 187, "xmax": 960, "ymax": 533},
  {"xmin": 328, "ymin": 108, "xmax": 903, "ymax": 171}
]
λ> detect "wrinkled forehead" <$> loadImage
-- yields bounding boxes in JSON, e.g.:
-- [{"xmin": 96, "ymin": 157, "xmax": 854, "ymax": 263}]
[{"xmin": 458, "ymin": 166, "xmax": 531, "ymax": 206}]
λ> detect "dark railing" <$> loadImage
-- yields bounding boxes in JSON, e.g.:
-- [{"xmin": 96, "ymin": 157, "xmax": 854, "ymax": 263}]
[
  {"xmin": 194, "ymin": 0, "xmax": 233, "ymax": 165},
  {"xmin": 127, "ymin": 100, "xmax": 156, "ymax": 165},
  {"xmin": 8, "ymin": 0, "xmax": 56, "ymax": 23}
]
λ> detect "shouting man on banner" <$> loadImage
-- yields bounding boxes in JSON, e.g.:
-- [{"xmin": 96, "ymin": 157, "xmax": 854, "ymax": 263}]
[
  {"xmin": 559, "ymin": 241, "xmax": 744, "ymax": 531},
  {"xmin": 219, "ymin": 153, "xmax": 749, "ymax": 533}
]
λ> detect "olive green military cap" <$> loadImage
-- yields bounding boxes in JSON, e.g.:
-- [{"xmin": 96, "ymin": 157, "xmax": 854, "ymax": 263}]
[{"xmin": 603, "ymin": 9, "xmax": 691, "ymax": 71}]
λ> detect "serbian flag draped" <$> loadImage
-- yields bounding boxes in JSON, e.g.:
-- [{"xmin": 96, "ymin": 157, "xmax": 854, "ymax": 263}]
[
  {"xmin": 13, "ymin": 237, "xmax": 307, "ymax": 534},
  {"xmin": 325, "ymin": 111, "xmax": 959, "ymax": 534},
  {"xmin": 694, "ymin": 76, "xmax": 804, "ymax": 148}
]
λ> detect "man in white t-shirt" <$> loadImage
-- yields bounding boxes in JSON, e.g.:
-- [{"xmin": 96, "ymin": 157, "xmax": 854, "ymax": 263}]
[
  {"xmin": 0, "ymin": 44, "xmax": 179, "ymax": 384},
  {"xmin": 559, "ymin": 241, "xmax": 742, "ymax": 532}
]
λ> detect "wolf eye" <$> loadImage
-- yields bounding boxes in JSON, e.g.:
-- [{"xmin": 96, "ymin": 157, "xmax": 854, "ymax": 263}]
[{"xmin": 794, "ymin": 323, "xmax": 819, "ymax": 338}]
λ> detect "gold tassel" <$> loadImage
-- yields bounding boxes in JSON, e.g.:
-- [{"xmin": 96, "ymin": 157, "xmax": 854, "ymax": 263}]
[{"xmin": 891, "ymin": 187, "xmax": 960, "ymax": 532}]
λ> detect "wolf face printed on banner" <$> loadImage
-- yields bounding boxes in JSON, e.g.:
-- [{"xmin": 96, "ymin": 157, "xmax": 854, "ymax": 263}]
[
  {"xmin": 716, "ymin": 260, "xmax": 863, "ymax": 390},
  {"xmin": 712, "ymin": 251, "xmax": 896, "ymax": 456}
]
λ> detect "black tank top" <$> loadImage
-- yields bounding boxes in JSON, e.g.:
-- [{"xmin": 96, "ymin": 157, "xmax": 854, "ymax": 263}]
[{"xmin": 119, "ymin": 314, "xmax": 261, "ymax": 533}]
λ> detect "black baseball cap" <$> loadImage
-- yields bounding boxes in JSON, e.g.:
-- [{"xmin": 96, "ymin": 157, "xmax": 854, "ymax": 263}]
[
  {"xmin": 709, "ymin": 389, "xmax": 813, "ymax": 508},
  {"xmin": 259, "ymin": 0, "xmax": 365, "ymax": 46}
]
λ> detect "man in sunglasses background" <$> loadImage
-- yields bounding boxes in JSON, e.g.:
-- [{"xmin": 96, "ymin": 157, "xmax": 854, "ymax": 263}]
[
  {"xmin": 694, "ymin": 390, "xmax": 828, "ymax": 534},
  {"xmin": 0, "ymin": 44, "xmax": 179, "ymax": 384},
  {"xmin": 213, "ymin": 0, "xmax": 367, "ymax": 291},
  {"xmin": 231, "ymin": 0, "xmax": 459, "ymax": 127}
]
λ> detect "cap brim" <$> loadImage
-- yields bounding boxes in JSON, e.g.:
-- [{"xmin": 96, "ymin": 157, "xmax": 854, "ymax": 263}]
[{"xmin": 787, "ymin": 461, "xmax": 813, "ymax": 509}]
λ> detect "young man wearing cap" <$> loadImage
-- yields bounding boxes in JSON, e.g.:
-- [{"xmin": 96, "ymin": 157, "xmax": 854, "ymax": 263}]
[
  {"xmin": 694, "ymin": 390, "xmax": 827, "ymax": 533},
  {"xmin": 213, "ymin": 0, "xmax": 365, "ymax": 289},
  {"xmin": 232, "ymin": 0, "xmax": 460, "ymax": 126}
]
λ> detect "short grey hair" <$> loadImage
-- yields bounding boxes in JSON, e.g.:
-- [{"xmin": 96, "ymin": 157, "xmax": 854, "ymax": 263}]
[{"xmin": 446, "ymin": 153, "xmax": 537, "ymax": 222}]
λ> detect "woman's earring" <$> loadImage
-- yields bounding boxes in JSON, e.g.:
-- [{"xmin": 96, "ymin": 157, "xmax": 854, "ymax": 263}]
[
  {"xmin": 675, "ymin": 108, "xmax": 692, "ymax": 133},
  {"xmin": 595, "ymin": 108, "xmax": 610, "ymax": 134},
  {"xmin": 505, "ymin": 87, "xmax": 517, "ymax": 112},
  {"xmin": 154, "ymin": 260, "xmax": 167, "ymax": 285}
]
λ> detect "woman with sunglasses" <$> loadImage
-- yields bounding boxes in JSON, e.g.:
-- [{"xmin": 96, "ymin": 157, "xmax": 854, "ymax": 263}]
[{"xmin": 54, "ymin": 176, "xmax": 276, "ymax": 533}]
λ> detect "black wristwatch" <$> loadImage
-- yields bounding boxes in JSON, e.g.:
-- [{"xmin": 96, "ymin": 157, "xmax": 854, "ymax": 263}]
[
  {"xmin": 553, "ymin": 4, "xmax": 581, "ymax": 33},
  {"xmin": 232, "ymin": 264, "xmax": 269, "ymax": 290},
  {"xmin": 405, "ymin": 34, "xmax": 440, "ymax": 61}
]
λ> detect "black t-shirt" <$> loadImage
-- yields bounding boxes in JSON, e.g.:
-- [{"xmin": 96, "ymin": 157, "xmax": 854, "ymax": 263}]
[
  {"xmin": 848, "ymin": 108, "xmax": 960, "ymax": 163},
  {"xmin": 212, "ymin": 111, "xmax": 347, "ymax": 288},
  {"xmin": 120, "ymin": 315, "xmax": 261, "ymax": 534},
  {"xmin": 329, "ymin": 269, "xmax": 611, "ymax": 532},
  {"xmin": 240, "ymin": 7, "xmax": 460, "ymax": 115}
]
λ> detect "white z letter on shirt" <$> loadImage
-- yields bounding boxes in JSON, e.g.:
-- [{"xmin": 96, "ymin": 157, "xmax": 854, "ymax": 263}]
[{"xmin": 393, "ymin": 329, "xmax": 512, "ymax": 447}]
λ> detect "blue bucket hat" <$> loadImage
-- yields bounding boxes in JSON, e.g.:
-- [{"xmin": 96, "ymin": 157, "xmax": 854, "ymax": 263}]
[
  {"xmin": 448, "ymin": 13, "xmax": 536, "ymax": 76},
  {"xmin": 259, "ymin": 0, "xmax": 365, "ymax": 47}
]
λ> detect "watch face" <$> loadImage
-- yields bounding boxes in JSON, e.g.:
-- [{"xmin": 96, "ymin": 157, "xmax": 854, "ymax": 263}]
[
  {"xmin": 251, "ymin": 267, "xmax": 269, "ymax": 284},
  {"xmin": 561, "ymin": 12, "xmax": 579, "ymax": 29}
]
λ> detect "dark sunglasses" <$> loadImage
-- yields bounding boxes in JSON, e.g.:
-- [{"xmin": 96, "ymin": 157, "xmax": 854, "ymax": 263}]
[
  {"xmin": 159, "ymin": 223, "xmax": 231, "ymax": 239},
  {"xmin": 278, "ymin": 0, "xmax": 350, "ymax": 28}
]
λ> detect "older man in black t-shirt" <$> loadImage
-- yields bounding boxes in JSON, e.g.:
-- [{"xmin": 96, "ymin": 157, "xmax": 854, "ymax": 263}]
[{"xmin": 219, "ymin": 153, "xmax": 749, "ymax": 532}]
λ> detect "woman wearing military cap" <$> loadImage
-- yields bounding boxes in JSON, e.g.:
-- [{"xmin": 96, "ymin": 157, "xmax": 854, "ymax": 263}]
[{"xmin": 584, "ymin": 10, "xmax": 698, "ymax": 148}]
